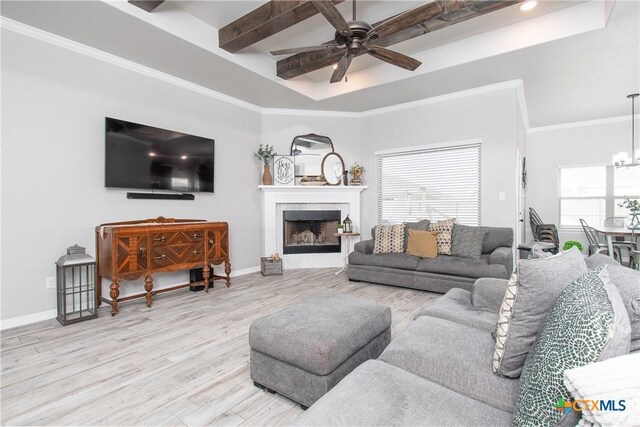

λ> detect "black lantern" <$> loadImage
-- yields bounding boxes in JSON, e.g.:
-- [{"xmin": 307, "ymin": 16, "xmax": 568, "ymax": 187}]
[
  {"xmin": 56, "ymin": 244, "xmax": 98, "ymax": 326},
  {"xmin": 343, "ymin": 214, "xmax": 353, "ymax": 233}
]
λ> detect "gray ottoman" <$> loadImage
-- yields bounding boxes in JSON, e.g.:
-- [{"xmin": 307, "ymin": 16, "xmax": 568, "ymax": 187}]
[{"xmin": 249, "ymin": 294, "xmax": 392, "ymax": 408}]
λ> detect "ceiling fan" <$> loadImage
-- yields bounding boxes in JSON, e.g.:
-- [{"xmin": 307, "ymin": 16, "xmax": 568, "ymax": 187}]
[{"xmin": 270, "ymin": 0, "xmax": 422, "ymax": 83}]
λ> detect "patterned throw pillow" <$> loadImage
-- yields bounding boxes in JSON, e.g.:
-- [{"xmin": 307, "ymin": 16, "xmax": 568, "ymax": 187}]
[
  {"xmin": 492, "ymin": 274, "xmax": 517, "ymax": 369},
  {"xmin": 373, "ymin": 224, "xmax": 406, "ymax": 254},
  {"xmin": 512, "ymin": 266, "xmax": 631, "ymax": 427},
  {"xmin": 451, "ymin": 224, "xmax": 488, "ymax": 259},
  {"xmin": 428, "ymin": 218, "xmax": 456, "ymax": 255}
]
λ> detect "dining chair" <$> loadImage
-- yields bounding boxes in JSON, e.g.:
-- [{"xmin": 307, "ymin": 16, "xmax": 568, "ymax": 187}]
[
  {"xmin": 528, "ymin": 208, "xmax": 559, "ymax": 253},
  {"xmin": 529, "ymin": 207, "xmax": 544, "ymax": 238},
  {"xmin": 629, "ymin": 226, "xmax": 640, "ymax": 270},
  {"xmin": 579, "ymin": 219, "xmax": 622, "ymax": 262}
]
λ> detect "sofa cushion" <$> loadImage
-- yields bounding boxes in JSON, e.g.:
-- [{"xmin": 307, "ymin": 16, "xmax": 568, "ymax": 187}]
[
  {"xmin": 349, "ymin": 251, "xmax": 421, "ymax": 271},
  {"xmin": 292, "ymin": 360, "xmax": 513, "ymax": 427},
  {"xmin": 513, "ymin": 266, "xmax": 631, "ymax": 427},
  {"xmin": 428, "ymin": 218, "xmax": 456, "ymax": 255},
  {"xmin": 471, "ymin": 277, "xmax": 511, "ymax": 313},
  {"xmin": 373, "ymin": 224, "xmax": 405, "ymax": 254},
  {"xmin": 482, "ymin": 226, "xmax": 514, "ymax": 253},
  {"xmin": 379, "ymin": 316, "xmax": 520, "ymax": 413},
  {"xmin": 414, "ymin": 288, "xmax": 498, "ymax": 332},
  {"xmin": 493, "ymin": 248, "xmax": 588, "ymax": 378},
  {"xmin": 406, "ymin": 229, "xmax": 439, "ymax": 258},
  {"xmin": 606, "ymin": 265, "xmax": 640, "ymax": 352},
  {"xmin": 416, "ymin": 255, "xmax": 508, "ymax": 279},
  {"xmin": 403, "ymin": 219, "xmax": 430, "ymax": 251},
  {"xmin": 249, "ymin": 294, "xmax": 391, "ymax": 376},
  {"xmin": 451, "ymin": 224, "xmax": 487, "ymax": 259}
]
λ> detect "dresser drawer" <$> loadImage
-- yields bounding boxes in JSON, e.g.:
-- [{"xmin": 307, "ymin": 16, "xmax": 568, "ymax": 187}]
[
  {"xmin": 151, "ymin": 243, "xmax": 205, "ymax": 268},
  {"xmin": 151, "ymin": 230, "xmax": 205, "ymax": 246}
]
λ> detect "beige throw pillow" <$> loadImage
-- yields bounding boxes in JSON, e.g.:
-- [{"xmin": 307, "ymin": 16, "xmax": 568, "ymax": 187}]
[
  {"xmin": 405, "ymin": 229, "xmax": 439, "ymax": 258},
  {"xmin": 373, "ymin": 224, "xmax": 406, "ymax": 254},
  {"xmin": 428, "ymin": 218, "xmax": 456, "ymax": 255}
]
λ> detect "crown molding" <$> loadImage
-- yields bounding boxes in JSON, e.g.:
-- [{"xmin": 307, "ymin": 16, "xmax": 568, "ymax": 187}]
[
  {"xmin": 527, "ymin": 114, "xmax": 636, "ymax": 134},
  {"xmin": 2, "ymin": 17, "xmax": 528, "ymax": 123}
]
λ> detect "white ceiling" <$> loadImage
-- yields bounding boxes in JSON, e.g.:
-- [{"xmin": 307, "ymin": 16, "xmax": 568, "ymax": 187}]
[{"xmin": 1, "ymin": 0, "xmax": 638, "ymax": 127}]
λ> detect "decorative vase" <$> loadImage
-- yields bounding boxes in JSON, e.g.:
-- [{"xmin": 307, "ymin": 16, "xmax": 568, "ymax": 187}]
[
  {"xmin": 628, "ymin": 212, "xmax": 640, "ymax": 229},
  {"xmin": 262, "ymin": 162, "xmax": 273, "ymax": 185}
]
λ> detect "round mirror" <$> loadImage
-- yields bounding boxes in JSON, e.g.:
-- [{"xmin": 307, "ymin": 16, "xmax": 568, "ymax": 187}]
[
  {"xmin": 321, "ymin": 152, "xmax": 345, "ymax": 186},
  {"xmin": 290, "ymin": 134, "xmax": 334, "ymax": 177}
]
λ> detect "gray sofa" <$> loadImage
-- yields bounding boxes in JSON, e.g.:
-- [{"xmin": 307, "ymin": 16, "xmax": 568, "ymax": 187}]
[
  {"xmin": 347, "ymin": 226, "xmax": 514, "ymax": 294},
  {"xmin": 294, "ymin": 255, "xmax": 640, "ymax": 426}
]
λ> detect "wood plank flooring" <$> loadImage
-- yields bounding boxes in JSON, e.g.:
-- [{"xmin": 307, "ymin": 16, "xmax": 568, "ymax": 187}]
[{"xmin": 1, "ymin": 269, "xmax": 438, "ymax": 426}]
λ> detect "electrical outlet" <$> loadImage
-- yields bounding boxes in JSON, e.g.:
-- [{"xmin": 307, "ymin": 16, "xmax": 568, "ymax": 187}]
[{"xmin": 45, "ymin": 277, "xmax": 56, "ymax": 289}]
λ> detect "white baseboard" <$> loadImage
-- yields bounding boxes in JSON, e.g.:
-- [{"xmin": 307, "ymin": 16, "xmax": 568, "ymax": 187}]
[
  {"xmin": 0, "ymin": 265, "xmax": 261, "ymax": 331},
  {"xmin": 0, "ymin": 309, "xmax": 57, "ymax": 331}
]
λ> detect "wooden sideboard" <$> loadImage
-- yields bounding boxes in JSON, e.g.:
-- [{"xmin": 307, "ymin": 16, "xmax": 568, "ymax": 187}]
[{"xmin": 95, "ymin": 217, "xmax": 230, "ymax": 315}]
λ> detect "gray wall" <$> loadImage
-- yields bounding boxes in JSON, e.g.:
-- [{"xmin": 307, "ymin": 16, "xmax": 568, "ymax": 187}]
[
  {"xmin": 1, "ymin": 30, "xmax": 264, "ymax": 321},
  {"xmin": 359, "ymin": 89, "xmax": 520, "ymax": 238},
  {"xmin": 526, "ymin": 118, "xmax": 637, "ymax": 248}
]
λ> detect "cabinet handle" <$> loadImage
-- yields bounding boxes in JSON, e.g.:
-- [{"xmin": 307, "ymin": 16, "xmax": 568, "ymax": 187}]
[
  {"xmin": 153, "ymin": 236, "xmax": 166, "ymax": 242},
  {"xmin": 154, "ymin": 254, "xmax": 166, "ymax": 260},
  {"xmin": 193, "ymin": 250, "xmax": 202, "ymax": 255},
  {"xmin": 209, "ymin": 239, "xmax": 214, "ymax": 245},
  {"xmin": 192, "ymin": 233, "xmax": 202, "ymax": 239},
  {"xmin": 139, "ymin": 247, "xmax": 147, "ymax": 257}
]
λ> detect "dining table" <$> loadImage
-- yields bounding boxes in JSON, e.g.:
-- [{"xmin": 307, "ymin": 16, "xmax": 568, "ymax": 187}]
[{"xmin": 592, "ymin": 225, "xmax": 638, "ymax": 258}]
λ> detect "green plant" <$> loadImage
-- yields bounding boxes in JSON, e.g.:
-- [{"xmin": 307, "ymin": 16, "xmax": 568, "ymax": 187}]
[
  {"xmin": 337, "ymin": 223, "xmax": 344, "ymax": 229},
  {"xmin": 563, "ymin": 240, "xmax": 584, "ymax": 252},
  {"xmin": 255, "ymin": 144, "xmax": 277, "ymax": 165},
  {"xmin": 618, "ymin": 198, "xmax": 640, "ymax": 212}
]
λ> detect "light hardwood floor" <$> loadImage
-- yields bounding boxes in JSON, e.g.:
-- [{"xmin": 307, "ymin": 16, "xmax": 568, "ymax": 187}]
[{"xmin": 1, "ymin": 269, "xmax": 438, "ymax": 426}]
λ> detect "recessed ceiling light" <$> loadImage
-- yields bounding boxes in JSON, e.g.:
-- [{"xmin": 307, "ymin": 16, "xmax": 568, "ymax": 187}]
[
  {"xmin": 149, "ymin": 152, "xmax": 156, "ymax": 157},
  {"xmin": 181, "ymin": 155, "xmax": 187, "ymax": 159},
  {"xmin": 520, "ymin": 1, "xmax": 537, "ymax": 12}
]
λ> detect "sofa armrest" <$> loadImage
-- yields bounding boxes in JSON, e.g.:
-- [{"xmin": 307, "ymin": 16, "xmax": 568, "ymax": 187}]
[
  {"xmin": 489, "ymin": 246, "xmax": 514, "ymax": 277},
  {"xmin": 354, "ymin": 239, "xmax": 374, "ymax": 255},
  {"xmin": 471, "ymin": 277, "xmax": 510, "ymax": 313}
]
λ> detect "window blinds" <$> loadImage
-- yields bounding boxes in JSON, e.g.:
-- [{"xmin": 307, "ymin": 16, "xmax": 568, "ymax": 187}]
[{"xmin": 377, "ymin": 143, "xmax": 481, "ymax": 226}]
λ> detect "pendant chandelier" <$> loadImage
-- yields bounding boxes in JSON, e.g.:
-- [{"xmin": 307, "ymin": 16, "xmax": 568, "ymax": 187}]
[{"xmin": 613, "ymin": 93, "xmax": 639, "ymax": 168}]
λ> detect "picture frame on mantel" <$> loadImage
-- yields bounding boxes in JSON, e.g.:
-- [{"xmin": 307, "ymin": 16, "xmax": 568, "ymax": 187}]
[{"xmin": 274, "ymin": 156, "xmax": 295, "ymax": 186}]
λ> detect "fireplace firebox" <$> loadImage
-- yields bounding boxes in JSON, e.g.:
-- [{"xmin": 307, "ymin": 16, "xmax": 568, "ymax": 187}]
[{"xmin": 283, "ymin": 210, "xmax": 341, "ymax": 254}]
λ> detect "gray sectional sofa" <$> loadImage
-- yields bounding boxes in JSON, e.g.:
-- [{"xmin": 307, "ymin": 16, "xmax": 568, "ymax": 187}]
[
  {"xmin": 347, "ymin": 225, "xmax": 514, "ymax": 294},
  {"xmin": 294, "ymin": 255, "xmax": 640, "ymax": 426}
]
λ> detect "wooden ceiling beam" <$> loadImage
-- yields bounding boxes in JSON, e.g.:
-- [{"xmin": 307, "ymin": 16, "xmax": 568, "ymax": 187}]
[
  {"xmin": 128, "ymin": 1, "xmax": 165, "ymax": 13},
  {"xmin": 219, "ymin": 0, "xmax": 344, "ymax": 54},
  {"xmin": 276, "ymin": 0, "xmax": 522, "ymax": 80}
]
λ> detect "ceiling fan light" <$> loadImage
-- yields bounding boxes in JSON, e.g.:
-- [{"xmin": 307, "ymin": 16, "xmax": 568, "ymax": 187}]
[{"xmin": 520, "ymin": 1, "xmax": 538, "ymax": 12}]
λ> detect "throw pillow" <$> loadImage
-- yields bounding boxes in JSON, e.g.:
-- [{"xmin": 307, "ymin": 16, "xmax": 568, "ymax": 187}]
[
  {"xmin": 405, "ymin": 229, "xmax": 439, "ymax": 258},
  {"xmin": 428, "ymin": 218, "xmax": 456, "ymax": 255},
  {"xmin": 492, "ymin": 274, "xmax": 518, "ymax": 368},
  {"xmin": 451, "ymin": 224, "xmax": 487, "ymax": 259},
  {"xmin": 606, "ymin": 265, "xmax": 640, "ymax": 352},
  {"xmin": 403, "ymin": 219, "xmax": 430, "ymax": 252},
  {"xmin": 493, "ymin": 247, "xmax": 588, "ymax": 378},
  {"xmin": 373, "ymin": 224, "xmax": 406, "ymax": 254},
  {"xmin": 512, "ymin": 266, "xmax": 631, "ymax": 427}
]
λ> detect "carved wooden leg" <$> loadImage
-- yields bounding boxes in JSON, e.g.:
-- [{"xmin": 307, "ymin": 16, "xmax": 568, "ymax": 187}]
[
  {"xmin": 144, "ymin": 275, "xmax": 153, "ymax": 308},
  {"xmin": 224, "ymin": 260, "xmax": 231, "ymax": 287},
  {"xmin": 202, "ymin": 265, "xmax": 211, "ymax": 293},
  {"xmin": 109, "ymin": 281, "xmax": 120, "ymax": 316}
]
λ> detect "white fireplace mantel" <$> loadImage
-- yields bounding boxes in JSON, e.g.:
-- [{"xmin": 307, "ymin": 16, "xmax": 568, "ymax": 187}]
[{"xmin": 259, "ymin": 186, "xmax": 367, "ymax": 268}]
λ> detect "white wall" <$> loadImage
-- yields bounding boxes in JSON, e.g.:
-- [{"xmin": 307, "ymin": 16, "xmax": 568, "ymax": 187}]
[
  {"xmin": 526, "ymin": 117, "xmax": 637, "ymax": 249},
  {"xmin": 359, "ymin": 88, "xmax": 520, "ymax": 237},
  {"xmin": 1, "ymin": 30, "xmax": 263, "ymax": 321}
]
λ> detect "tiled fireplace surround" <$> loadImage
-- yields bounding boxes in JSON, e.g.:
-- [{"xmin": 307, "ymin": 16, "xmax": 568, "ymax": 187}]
[{"xmin": 259, "ymin": 186, "xmax": 366, "ymax": 268}]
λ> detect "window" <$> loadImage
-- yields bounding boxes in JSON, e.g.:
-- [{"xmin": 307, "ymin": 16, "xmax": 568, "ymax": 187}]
[
  {"xmin": 559, "ymin": 165, "xmax": 640, "ymax": 227},
  {"xmin": 377, "ymin": 142, "xmax": 481, "ymax": 226}
]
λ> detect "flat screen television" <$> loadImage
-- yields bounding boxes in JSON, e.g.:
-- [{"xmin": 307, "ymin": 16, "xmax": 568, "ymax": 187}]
[{"xmin": 105, "ymin": 117, "xmax": 215, "ymax": 193}]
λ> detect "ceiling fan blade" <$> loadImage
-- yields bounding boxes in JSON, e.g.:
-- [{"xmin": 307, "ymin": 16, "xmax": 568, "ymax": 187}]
[
  {"xmin": 311, "ymin": 0, "xmax": 352, "ymax": 37},
  {"xmin": 271, "ymin": 44, "xmax": 340, "ymax": 56},
  {"xmin": 367, "ymin": 46, "xmax": 421, "ymax": 71},
  {"xmin": 330, "ymin": 52, "xmax": 352, "ymax": 83}
]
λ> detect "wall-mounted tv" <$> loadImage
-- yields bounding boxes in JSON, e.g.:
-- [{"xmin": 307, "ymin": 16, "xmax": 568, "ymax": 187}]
[{"xmin": 105, "ymin": 117, "xmax": 215, "ymax": 193}]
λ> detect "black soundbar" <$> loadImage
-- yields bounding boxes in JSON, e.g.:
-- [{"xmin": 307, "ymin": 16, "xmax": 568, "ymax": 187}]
[{"xmin": 126, "ymin": 192, "xmax": 195, "ymax": 200}]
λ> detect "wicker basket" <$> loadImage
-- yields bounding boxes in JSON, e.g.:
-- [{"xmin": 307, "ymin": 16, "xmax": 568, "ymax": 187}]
[{"xmin": 261, "ymin": 257, "xmax": 283, "ymax": 276}]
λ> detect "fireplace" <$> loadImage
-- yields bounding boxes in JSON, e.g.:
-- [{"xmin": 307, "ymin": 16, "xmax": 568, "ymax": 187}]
[{"xmin": 283, "ymin": 210, "xmax": 341, "ymax": 254}]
